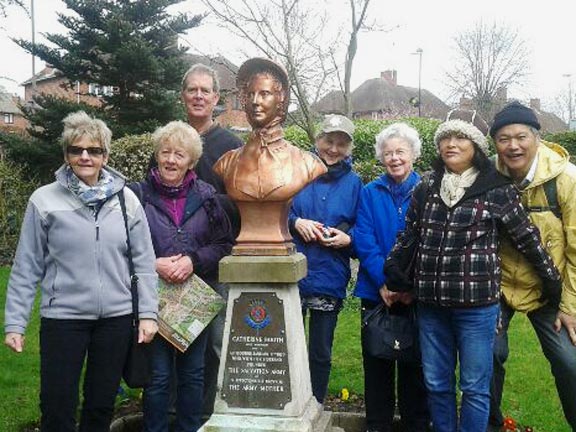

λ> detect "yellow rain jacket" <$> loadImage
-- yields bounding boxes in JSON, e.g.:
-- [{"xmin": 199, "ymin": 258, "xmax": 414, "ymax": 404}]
[{"xmin": 496, "ymin": 141, "xmax": 576, "ymax": 315}]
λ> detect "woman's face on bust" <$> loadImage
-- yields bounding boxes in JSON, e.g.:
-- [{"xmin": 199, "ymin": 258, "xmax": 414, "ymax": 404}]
[
  {"xmin": 156, "ymin": 140, "xmax": 195, "ymax": 186},
  {"xmin": 65, "ymin": 135, "xmax": 108, "ymax": 186},
  {"xmin": 381, "ymin": 137, "xmax": 414, "ymax": 183},
  {"xmin": 245, "ymin": 74, "xmax": 283, "ymax": 128}
]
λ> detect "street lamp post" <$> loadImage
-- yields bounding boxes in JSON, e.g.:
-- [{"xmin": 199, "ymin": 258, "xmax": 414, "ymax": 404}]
[
  {"xmin": 412, "ymin": 48, "xmax": 423, "ymax": 117},
  {"xmin": 563, "ymin": 74, "xmax": 573, "ymax": 123},
  {"xmin": 31, "ymin": 0, "xmax": 37, "ymax": 96}
]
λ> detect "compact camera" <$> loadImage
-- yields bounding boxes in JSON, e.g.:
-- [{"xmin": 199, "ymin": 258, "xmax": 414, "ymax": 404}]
[{"xmin": 321, "ymin": 226, "xmax": 332, "ymax": 239}]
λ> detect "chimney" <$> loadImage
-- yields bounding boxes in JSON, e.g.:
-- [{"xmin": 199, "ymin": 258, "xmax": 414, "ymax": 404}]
[
  {"xmin": 530, "ymin": 98, "xmax": 541, "ymax": 111},
  {"xmin": 496, "ymin": 87, "xmax": 507, "ymax": 103},
  {"xmin": 381, "ymin": 70, "xmax": 397, "ymax": 86},
  {"xmin": 459, "ymin": 97, "xmax": 473, "ymax": 110}
]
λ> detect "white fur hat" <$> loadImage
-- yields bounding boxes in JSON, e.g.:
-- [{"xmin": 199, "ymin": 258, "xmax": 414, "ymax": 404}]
[{"xmin": 434, "ymin": 119, "xmax": 489, "ymax": 155}]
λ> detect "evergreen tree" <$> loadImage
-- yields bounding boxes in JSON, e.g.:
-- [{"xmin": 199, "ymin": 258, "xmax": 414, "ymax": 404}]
[{"xmin": 15, "ymin": 0, "xmax": 203, "ymax": 135}]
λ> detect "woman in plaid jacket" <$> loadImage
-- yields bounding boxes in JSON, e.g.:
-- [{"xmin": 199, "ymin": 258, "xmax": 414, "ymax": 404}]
[{"xmin": 385, "ymin": 113, "xmax": 561, "ymax": 432}]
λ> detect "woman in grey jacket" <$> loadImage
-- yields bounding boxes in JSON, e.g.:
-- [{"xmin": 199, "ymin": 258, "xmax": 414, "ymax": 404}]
[{"xmin": 4, "ymin": 111, "xmax": 158, "ymax": 432}]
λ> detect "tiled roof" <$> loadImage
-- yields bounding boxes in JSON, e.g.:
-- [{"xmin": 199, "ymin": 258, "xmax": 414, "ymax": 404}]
[
  {"xmin": 314, "ymin": 77, "xmax": 450, "ymax": 120},
  {"xmin": 0, "ymin": 92, "xmax": 21, "ymax": 114}
]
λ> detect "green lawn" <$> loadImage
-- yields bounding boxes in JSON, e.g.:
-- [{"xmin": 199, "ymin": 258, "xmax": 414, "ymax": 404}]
[{"xmin": 0, "ymin": 266, "xmax": 571, "ymax": 431}]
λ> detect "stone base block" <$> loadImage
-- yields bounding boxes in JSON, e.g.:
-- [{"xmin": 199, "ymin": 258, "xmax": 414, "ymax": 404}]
[
  {"xmin": 199, "ymin": 399, "xmax": 331, "ymax": 432},
  {"xmin": 219, "ymin": 254, "xmax": 307, "ymax": 283}
]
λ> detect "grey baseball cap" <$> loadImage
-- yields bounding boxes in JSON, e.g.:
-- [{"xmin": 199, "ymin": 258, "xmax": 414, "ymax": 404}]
[{"xmin": 318, "ymin": 114, "xmax": 355, "ymax": 141}]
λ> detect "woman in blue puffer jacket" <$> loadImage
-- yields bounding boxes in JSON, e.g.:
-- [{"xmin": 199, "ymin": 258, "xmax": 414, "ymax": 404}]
[
  {"xmin": 288, "ymin": 114, "xmax": 362, "ymax": 404},
  {"xmin": 354, "ymin": 122, "xmax": 429, "ymax": 432}
]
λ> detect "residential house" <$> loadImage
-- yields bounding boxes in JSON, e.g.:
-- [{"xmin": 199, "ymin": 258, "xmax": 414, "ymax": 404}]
[
  {"xmin": 21, "ymin": 57, "xmax": 249, "ymax": 130},
  {"xmin": 21, "ymin": 66, "xmax": 108, "ymax": 107},
  {"xmin": 459, "ymin": 88, "xmax": 568, "ymax": 135},
  {"xmin": 314, "ymin": 70, "xmax": 450, "ymax": 120},
  {"xmin": 0, "ymin": 92, "xmax": 26, "ymax": 133}
]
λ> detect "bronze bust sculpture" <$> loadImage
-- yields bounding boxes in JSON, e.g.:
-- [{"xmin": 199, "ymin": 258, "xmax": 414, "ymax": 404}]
[{"xmin": 214, "ymin": 58, "xmax": 327, "ymax": 255}]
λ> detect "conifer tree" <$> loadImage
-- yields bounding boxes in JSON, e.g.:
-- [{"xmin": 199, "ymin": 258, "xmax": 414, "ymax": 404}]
[{"xmin": 16, "ymin": 0, "xmax": 203, "ymax": 135}]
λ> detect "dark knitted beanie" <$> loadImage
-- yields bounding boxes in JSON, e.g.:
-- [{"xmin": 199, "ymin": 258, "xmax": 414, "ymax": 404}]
[{"xmin": 489, "ymin": 101, "xmax": 541, "ymax": 138}]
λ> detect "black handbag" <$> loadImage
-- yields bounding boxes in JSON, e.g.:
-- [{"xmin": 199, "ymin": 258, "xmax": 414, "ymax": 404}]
[
  {"xmin": 361, "ymin": 303, "xmax": 420, "ymax": 363},
  {"xmin": 118, "ymin": 189, "xmax": 153, "ymax": 388}
]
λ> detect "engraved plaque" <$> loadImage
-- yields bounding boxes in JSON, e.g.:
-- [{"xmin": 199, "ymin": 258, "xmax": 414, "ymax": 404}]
[{"xmin": 221, "ymin": 292, "xmax": 291, "ymax": 409}]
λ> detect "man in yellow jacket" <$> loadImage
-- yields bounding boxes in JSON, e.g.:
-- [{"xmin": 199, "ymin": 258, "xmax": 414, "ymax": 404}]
[{"xmin": 489, "ymin": 101, "xmax": 576, "ymax": 430}]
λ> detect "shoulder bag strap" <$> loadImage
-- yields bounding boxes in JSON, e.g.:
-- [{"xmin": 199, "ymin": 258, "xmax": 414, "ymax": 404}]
[{"xmin": 118, "ymin": 189, "xmax": 139, "ymax": 321}]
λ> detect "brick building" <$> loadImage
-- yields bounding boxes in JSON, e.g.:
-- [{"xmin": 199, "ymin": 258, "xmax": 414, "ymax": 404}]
[
  {"xmin": 0, "ymin": 92, "xmax": 27, "ymax": 133},
  {"xmin": 21, "ymin": 66, "xmax": 107, "ymax": 107}
]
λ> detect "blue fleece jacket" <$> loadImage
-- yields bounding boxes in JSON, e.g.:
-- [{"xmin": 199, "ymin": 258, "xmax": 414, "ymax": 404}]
[
  {"xmin": 289, "ymin": 158, "xmax": 362, "ymax": 299},
  {"xmin": 353, "ymin": 171, "xmax": 420, "ymax": 302}
]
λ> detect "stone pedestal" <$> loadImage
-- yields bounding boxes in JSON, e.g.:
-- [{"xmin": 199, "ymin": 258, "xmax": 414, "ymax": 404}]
[{"xmin": 199, "ymin": 254, "xmax": 333, "ymax": 432}]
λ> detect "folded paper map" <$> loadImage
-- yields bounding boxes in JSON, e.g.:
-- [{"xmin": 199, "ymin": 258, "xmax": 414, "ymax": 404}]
[{"xmin": 157, "ymin": 274, "xmax": 225, "ymax": 352}]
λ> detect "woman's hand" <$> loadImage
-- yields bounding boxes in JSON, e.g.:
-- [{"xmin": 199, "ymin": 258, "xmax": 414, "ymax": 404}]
[
  {"xmin": 379, "ymin": 285, "xmax": 400, "ymax": 307},
  {"xmin": 5, "ymin": 332, "xmax": 24, "ymax": 353},
  {"xmin": 156, "ymin": 254, "xmax": 193, "ymax": 283},
  {"xmin": 156, "ymin": 254, "xmax": 182, "ymax": 281},
  {"xmin": 169, "ymin": 255, "xmax": 194, "ymax": 283},
  {"xmin": 138, "ymin": 319, "xmax": 158, "ymax": 344},
  {"xmin": 318, "ymin": 227, "xmax": 351, "ymax": 249},
  {"xmin": 294, "ymin": 218, "xmax": 324, "ymax": 242}
]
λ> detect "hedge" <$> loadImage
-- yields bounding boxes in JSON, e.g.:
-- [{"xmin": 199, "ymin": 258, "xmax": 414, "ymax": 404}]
[{"xmin": 0, "ymin": 160, "xmax": 38, "ymax": 265}]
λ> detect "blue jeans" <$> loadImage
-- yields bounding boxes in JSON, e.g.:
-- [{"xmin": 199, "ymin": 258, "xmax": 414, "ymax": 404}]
[
  {"xmin": 303, "ymin": 307, "xmax": 339, "ymax": 403},
  {"xmin": 418, "ymin": 303, "xmax": 499, "ymax": 432},
  {"xmin": 490, "ymin": 300, "xmax": 576, "ymax": 429},
  {"xmin": 143, "ymin": 332, "xmax": 208, "ymax": 432}
]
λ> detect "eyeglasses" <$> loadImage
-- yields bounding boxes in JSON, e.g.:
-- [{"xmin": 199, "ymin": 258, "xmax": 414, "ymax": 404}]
[{"xmin": 66, "ymin": 146, "xmax": 106, "ymax": 156}]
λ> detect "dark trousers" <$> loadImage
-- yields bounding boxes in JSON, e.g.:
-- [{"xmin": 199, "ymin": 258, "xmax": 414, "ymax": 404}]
[
  {"xmin": 490, "ymin": 300, "xmax": 576, "ymax": 429},
  {"xmin": 39, "ymin": 315, "xmax": 132, "ymax": 432},
  {"xmin": 361, "ymin": 300, "xmax": 429, "ymax": 432},
  {"xmin": 303, "ymin": 307, "xmax": 339, "ymax": 403}
]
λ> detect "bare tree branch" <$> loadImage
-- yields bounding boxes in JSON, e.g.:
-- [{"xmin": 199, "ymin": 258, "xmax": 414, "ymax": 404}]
[{"xmin": 444, "ymin": 20, "xmax": 530, "ymax": 119}]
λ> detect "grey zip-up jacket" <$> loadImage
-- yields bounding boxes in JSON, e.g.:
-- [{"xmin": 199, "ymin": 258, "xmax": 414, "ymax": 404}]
[{"xmin": 4, "ymin": 165, "xmax": 158, "ymax": 334}]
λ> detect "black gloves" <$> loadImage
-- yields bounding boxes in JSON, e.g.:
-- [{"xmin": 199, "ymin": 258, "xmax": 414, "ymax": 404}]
[{"xmin": 540, "ymin": 278, "xmax": 562, "ymax": 309}]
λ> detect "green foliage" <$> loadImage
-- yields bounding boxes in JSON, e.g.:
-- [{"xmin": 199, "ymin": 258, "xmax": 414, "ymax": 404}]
[
  {"xmin": 286, "ymin": 117, "xmax": 442, "ymax": 183},
  {"xmin": 0, "ymin": 131, "xmax": 61, "ymax": 185},
  {"xmin": 14, "ymin": 0, "xmax": 202, "ymax": 136},
  {"xmin": 0, "ymin": 160, "xmax": 38, "ymax": 264},
  {"xmin": 544, "ymin": 130, "xmax": 576, "ymax": 162},
  {"xmin": 108, "ymin": 133, "xmax": 155, "ymax": 182},
  {"xmin": 284, "ymin": 124, "xmax": 313, "ymax": 151}
]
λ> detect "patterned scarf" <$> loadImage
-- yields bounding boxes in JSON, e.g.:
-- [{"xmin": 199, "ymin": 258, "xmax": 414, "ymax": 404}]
[
  {"xmin": 65, "ymin": 165, "xmax": 116, "ymax": 210},
  {"xmin": 440, "ymin": 166, "xmax": 479, "ymax": 208}
]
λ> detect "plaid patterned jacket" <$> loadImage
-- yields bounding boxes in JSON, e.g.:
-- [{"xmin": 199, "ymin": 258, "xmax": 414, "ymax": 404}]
[{"xmin": 390, "ymin": 166, "xmax": 560, "ymax": 307}]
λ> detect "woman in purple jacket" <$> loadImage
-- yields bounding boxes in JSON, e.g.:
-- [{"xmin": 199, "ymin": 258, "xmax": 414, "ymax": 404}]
[{"xmin": 130, "ymin": 121, "xmax": 234, "ymax": 432}]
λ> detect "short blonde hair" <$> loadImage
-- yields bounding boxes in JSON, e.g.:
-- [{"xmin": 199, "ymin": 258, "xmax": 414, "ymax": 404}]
[
  {"xmin": 61, "ymin": 111, "xmax": 112, "ymax": 153},
  {"xmin": 152, "ymin": 121, "xmax": 203, "ymax": 165},
  {"xmin": 374, "ymin": 122, "xmax": 421, "ymax": 164}
]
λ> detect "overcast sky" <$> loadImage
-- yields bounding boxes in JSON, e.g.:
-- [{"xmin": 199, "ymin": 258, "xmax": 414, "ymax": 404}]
[{"xmin": 1, "ymin": 0, "xmax": 574, "ymax": 117}]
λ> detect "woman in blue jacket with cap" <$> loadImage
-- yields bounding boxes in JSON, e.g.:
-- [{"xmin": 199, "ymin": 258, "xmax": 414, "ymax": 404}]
[{"xmin": 289, "ymin": 114, "xmax": 362, "ymax": 404}]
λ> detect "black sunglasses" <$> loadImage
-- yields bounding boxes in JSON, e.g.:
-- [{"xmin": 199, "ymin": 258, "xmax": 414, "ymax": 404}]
[{"xmin": 66, "ymin": 146, "xmax": 106, "ymax": 156}]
